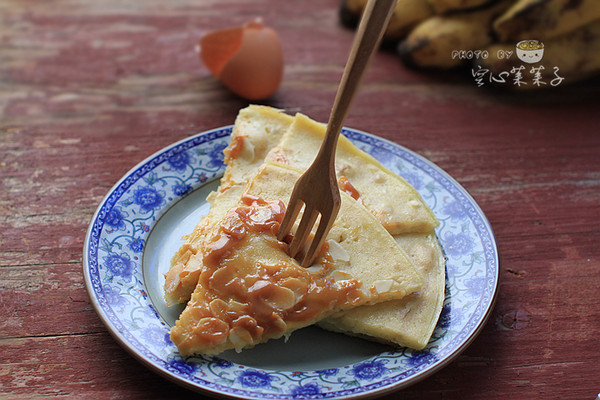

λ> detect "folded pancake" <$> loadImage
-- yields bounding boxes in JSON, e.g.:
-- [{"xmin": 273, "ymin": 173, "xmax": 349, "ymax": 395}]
[
  {"xmin": 265, "ymin": 113, "xmax": 439, "ymax": 235},
  {"xmin": 164, "ymin": 185, "xmax": 244, "ymax": 306},
  {"xmin": 165, "ymin": 105, "xmax": 293, "ymax": 306},
  {"xmin": 318, "ymin": 232, "xmax": 445, "ymax": 350},
  {"xmin": 165, "ymin": 106, "xmax": 439, "ymax": 305},
  {"xmin": 221, "ymin": 104, "xmax": 294, "ymax": 190},
  {"xmin": 165, "ymin": 105, "xmax": 446, "ymax": 351},
  {"xmin": 170, "ymin": 163, "xmax": 423, "ymax": 356}
]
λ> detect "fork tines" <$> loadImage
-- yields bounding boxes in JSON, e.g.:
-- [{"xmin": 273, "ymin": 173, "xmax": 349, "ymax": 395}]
[{"xmin": 277, "ymin": 181, "xmax": 341, "ymax": 268}]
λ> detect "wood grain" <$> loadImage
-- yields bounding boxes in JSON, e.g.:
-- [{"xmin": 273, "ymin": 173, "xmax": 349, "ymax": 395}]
[{"xmin": 1, "ymin": 0, "xmax": 599, "ymax": 399}]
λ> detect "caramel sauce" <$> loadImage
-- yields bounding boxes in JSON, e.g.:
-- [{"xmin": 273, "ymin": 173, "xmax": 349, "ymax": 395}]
[
  {"xmin": 203, "ymin": 194, "xmax": 285, "ymax": 267},
  {"xmin": 175, "ymin": 194, "xmax": 365, "ymax": 353},
  {"xmin": 224, "ymin": 135, "xmax": 245, "ymax": 162},
  {"xmin": 338, "ymin": 176, "xmax": 360, "ymax": 200}
]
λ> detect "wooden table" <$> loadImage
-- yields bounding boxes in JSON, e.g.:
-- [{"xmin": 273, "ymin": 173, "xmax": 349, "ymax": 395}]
[{"xmin": 1, "ymin": 0, "xmax": 599, "ymax": 399}]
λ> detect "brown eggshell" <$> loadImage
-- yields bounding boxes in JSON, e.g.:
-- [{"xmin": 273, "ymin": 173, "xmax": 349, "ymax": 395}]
[{"xmin": 200, "ymin": 19, "xmax": 284, "ymax": 100}]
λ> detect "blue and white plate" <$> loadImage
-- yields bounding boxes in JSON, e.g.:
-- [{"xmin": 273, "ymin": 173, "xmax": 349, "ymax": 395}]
[{"xmin": 83, "ymin": 126, "xmax": 499, "ymax": 399}]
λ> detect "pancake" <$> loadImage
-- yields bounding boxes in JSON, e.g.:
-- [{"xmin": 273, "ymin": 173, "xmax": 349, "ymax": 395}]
[
  {"xmin": 221, "ymin": 104, "xmax": 294, "ymax": 190},
  {"xmin": 318, "ymin": 232, "xmax": 445, "ymax": 350},
  {"xmin": 165, "ymin": 107, "xmax": 439, "ymax": 305},
  {"xmin": 165, "ymin": 105, "xmax": 293, "ymax": 306},
  {"xmin": 165, "ymin": 105, "xmax": 445, "ymax": 352},
  {"xmin": 164, "ymin": 184, "xmax": 243, "ymax": 306},
  {"xmin": 170, "ymin": 163, "xmax": 423, "ymax": 356},
  {"xmin": 265, "ymin": 113, "xmax": 439, "ymax": 235}
]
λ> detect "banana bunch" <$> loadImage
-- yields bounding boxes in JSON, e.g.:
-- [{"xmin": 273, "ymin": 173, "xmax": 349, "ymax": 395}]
[
  {"xmin": 340, "ymin": 0, "xmax": 600, "ymax": 88},
  {"xmin": 341, "ymin": 0, "xmax": 434, "ymax": 42}
]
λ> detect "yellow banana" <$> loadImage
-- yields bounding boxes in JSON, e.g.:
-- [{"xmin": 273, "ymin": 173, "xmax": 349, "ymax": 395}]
[
  {"xmin": 388, "ymin": 0, "xmax": 435, "ymax": 41},
  {"xmin": 475, "ymin": 20, "xmax": 600, "ymax": 89},
  {"xmin": 340, "ymin": 0, "xmax": 434, "ymax": 42},
  {"xmin": 398, "ymin": 0, "xmax": 513, "ymax": 68},
  {"xmin": 427, "ymin": 0, "xmax": 499, "ymax": 14},
  {"xmin": 494, "ymin": 0, "xmax": 600, "ymax": 41}
]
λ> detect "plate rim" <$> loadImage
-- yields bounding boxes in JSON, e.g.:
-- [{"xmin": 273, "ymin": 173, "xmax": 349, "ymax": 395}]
[{"xmin": 82, "ymin": 125, "xmax": 499, "ymax": 399}]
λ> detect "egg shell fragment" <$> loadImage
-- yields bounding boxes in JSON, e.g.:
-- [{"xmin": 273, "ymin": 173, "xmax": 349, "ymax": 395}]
[{"xmin": 199, "ymin": 19, "xmax": 284, "ymax": 100}]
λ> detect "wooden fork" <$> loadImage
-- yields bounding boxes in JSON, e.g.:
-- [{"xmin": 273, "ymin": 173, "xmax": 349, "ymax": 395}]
[{"xmin": 277, "ymin": 0, "xmax": 397, "ymax": 267}]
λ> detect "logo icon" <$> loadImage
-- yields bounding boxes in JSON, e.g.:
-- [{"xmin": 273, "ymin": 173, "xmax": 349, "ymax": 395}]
[{"xmin": 515, "ymin": 40, "xmax": 544, "ymax": 64}]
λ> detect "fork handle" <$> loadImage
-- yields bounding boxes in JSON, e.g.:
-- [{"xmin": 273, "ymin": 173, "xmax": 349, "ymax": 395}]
[{"xmin": 318, "ymin": 0, "xmax": 397, "ymax": 168}]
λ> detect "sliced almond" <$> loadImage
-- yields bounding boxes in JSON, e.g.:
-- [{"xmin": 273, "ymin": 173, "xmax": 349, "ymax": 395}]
[
  {"xmin": 263, "ymin": 285, "xmax": 297, "ymax": 311},
  {"xmin": 193, "ymin": 317, "xmax": 229, "ymax": 343},
  {"xmin": 373, "ymin": 172, "xmax": 386, "ymax": 184},
  {"xmin": 209, "ymin": 298, "xmax": 229, "ymax": 320},
  {"xmin": 229, "ymin": 326, "xmax": 253, "ymax": 350},
  {"xmin": 271, "ymin": 314, "xmax": 287, "ymax": 332},
  {"xmin": 330, "ymin": 270, "xmax": 353, "ymax": 282},
  {"xmin": 306, "ymin": 263, "xmax": 325, "ymax": 275},
  {"xmin": 408, "ymin": 199, "xmax": 422, "ymax": 209},
  {"xmin": 228, "ymin": 299, "xmax": 247, "ymax": 312},
  {"xmin": 209, "ymin": 265, "xmax": 238, "ymax": 290},
  {"xmin": 372, "ymin": 279, "xmax": 394, "ymax": 294},
  {"xmin": 327, "ymin": 239, "xmax": 350, "ymax": 263},
  {"xmin": 281, "ymin": 277, "xmax": 309, "ymax": 297}
]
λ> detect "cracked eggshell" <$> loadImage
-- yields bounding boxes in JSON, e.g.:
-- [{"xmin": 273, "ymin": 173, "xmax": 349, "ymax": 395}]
[{"xmin": 199, "ymin": 19, "xmax": 283, "ymax": 100}]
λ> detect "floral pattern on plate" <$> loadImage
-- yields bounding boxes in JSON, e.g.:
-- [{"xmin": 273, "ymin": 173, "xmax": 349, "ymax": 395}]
[{"xmin": 84, "ymin": 126, "xmax": 498, "ymax": 399}]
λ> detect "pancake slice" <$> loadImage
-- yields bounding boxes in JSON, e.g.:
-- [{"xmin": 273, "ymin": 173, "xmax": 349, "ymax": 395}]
[
  {"xmin": 266, "ymin": 113, "xmax": 439, "ymax": 235},
  {"xmin": 164, "ymin": 184, "xmax": 244, "ymax": 306},
  {"xmin": 165, "ymin": 105, "xmax": 294, "ymax": 306},
  {"xmin": 166, "ymin": 105, "xmax": 445, "ymax": 353},
  {"xmin": 169, "ymin": 163, "xmax": 424, "ymax": 356},
  {"xmin": 319, "ymin": 232, "xmax": 445, "ymax": 350},
  {"xmin": 165, "ymin": 106, "xmax": 439, "ymax": 305},
  {"xmin": 221, "ymin": 104, "xmax": 294, "ymax": 191},
  {"xmin": 244, "ymin": 163, "xmax": 424, "ymax": 303}
]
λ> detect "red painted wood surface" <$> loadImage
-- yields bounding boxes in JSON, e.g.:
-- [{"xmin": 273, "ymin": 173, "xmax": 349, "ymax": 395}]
[{"xmin": 1, "ymin": 0, "xmax": 599, "ymax": 399}]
